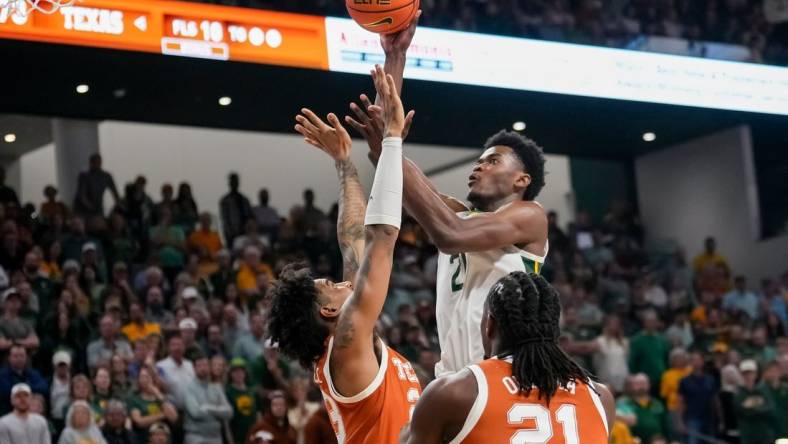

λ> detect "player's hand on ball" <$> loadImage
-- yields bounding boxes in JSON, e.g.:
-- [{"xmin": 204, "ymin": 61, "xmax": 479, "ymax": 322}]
[
  {"xmin": 381, "ymin": 10, "xmax": 421, "ymax": 56},
  {"xmin": 346, "ymin": 94, "xmax": 414, "ymax": 162},
  {"xmin": 295, "ymin": 108, "xmax": 352, "ymax": 161},
  {"xmin": 370, "ymin": 64, "xmax": 406, "ymax": 138}
]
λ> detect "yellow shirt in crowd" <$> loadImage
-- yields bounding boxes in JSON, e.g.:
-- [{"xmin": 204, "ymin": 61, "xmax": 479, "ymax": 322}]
[
  {"xmin": 660, "ymin": 366, "xmax": 692, "ymax": 411},
  {"xmin": 121, "ymin": 322, "xmax": 161, "ymax": 343},
  {"xmin": 236, "ymin": 262, "xmax": 274, "ymax": 293}
]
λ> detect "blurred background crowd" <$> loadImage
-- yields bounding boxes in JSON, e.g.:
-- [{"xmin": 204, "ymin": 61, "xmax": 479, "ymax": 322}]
[{"xmin": 0, "ymin": 152, "xmax": 784, "ymax": 444}]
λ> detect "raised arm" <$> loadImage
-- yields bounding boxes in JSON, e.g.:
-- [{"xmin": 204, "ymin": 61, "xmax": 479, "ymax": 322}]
[
  {"xmin": 295, "ymin": 110, "xmax": 366, "ymax": 282},
  {"xmin": 329, "ymin": 66, "xmax": 405, "ymax": 397}
]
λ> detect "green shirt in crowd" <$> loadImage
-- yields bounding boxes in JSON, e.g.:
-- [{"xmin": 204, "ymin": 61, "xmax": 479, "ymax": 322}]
[
  {"xmin": 249, "ymin": 357, "xmax": 291, "ymax": 391},
  {"xmin": 734, "ymin": 384, "xmax": 777, "ymax": 444},
  {"xmin": 616, "ymin": 396, "xmax": 669, "ymax": 443},
  {"xmin": 628, "ymin": 331, "xmax": 670, "ymax": 389},
  {"xmin": 127, "ymin": 393, "xmax": 165, "ymax": 443},
  {"xmin": 226, "ymin": 384, "xmax": 258, "ymax": 443},
  {"xmin": 762, "ymin": 381, "xmax": 788, "ymax": 438}
]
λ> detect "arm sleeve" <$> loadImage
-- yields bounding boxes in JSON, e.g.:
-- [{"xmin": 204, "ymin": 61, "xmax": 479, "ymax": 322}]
[{"xmin": 364, "ymin": 137, "xmax": 403, "ymax": 229}]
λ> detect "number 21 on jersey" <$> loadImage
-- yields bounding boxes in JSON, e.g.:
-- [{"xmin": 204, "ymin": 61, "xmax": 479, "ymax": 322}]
[
  {"xmin": 449, "ymin": 253, "xmax": 467, "ymax": 292},
  {"xmin": 503, "ymin": 376, "xmax": 579, "ymax": 444}
]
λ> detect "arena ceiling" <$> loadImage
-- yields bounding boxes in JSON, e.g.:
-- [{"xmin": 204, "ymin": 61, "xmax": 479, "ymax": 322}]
[{"xmin": 2, "ymin": 39, "xmax": 785, "ymax": 160}]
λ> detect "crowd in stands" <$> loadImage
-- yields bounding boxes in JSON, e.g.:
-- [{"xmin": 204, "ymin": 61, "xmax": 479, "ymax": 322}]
[
  {"xmin": 0, "ymin": 152, "xmax": 784, "ymax": 444},
  {"xmin": 191, "ymin": 0, "xmax": 788, "ymax": 66}
]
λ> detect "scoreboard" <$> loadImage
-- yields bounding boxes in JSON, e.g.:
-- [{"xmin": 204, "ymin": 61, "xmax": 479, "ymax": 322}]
[
  {"xmin": 2, "ymin": 0, "xmax": 788, "ymax": 116},
  {"xmin": 0, "ymin": 0, "xmax": 329, "ymax": 68}
]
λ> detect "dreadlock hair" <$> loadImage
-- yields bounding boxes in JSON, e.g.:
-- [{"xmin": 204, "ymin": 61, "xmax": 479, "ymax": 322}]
[
  {"xmin": 484, "ymin": 130, "xmax": 546, "ymax": 201},
  {"xmin": 488, "ymin": 271, "xmax": 589, "ymax": 404},
  {"xmin": 267, "ymin": 263, "xmax": 329, "ymax": 368}
]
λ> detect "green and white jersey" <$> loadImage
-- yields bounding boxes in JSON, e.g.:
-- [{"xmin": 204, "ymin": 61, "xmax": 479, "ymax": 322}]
[{"xmin": 434, "ymin": 211, "xmax": 547, "ymax": 378}]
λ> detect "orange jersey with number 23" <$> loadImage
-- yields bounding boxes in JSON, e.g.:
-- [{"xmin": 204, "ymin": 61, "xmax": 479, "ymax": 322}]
[
  {"xmin": 452, "ymin": 358, "xmax": 609, "ymax": 444},
  {"xmin": 314, "ymin": 336, "xmax": 422, "ymax": 444}
]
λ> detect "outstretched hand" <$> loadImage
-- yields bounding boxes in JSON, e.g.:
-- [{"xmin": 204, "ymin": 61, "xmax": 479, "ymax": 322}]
[
  {"xmin": 369, "ymin": 65, "xmax": 406, "ymax": 138},
  {"xmin": 295, "ymin": 108, "xmax": 353, "ymax": 162},
  {"xmin": 381, "ymin": 10, "xmax": 421, "ymax": 56},
  {"xmin": 345, "ymin": 94, "xmax": 414, "ymax": 161}
]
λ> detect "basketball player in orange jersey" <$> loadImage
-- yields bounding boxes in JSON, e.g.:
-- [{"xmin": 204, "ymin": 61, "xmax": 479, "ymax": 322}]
[
  {"xmin": 346, "ymin": 18, "xmax": 550, "ymax": 378},
  {"xmin": 267, "ymin": 66, "xmax": 420, "ymax": 444},
  {"xmin": 404, "ymin": 271, "xmax": 615, "ymax": 444}
]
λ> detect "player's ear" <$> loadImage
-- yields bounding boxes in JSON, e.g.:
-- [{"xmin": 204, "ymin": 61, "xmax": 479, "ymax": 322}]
[
  {"xmin": 319, "ymin": 305, "xmax": 341, "ymax": 319},
  {"xmin": 514, "ymin": 172, "xmax": 531, "ymax": 195}
]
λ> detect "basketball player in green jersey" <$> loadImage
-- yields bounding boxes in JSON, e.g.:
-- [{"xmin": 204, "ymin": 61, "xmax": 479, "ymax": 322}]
[{"xmin": 345, "ymin": 14, "xmax": 550, "ymax": 377}]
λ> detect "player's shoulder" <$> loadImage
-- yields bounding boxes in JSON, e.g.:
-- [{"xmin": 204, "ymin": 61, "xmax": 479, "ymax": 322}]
[{"xmin": 420, "ymin": 367, "xmax": 478, "ymax": 409}]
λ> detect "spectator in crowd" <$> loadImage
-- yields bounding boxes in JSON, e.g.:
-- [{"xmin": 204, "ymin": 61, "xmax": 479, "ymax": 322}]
[
  {"xmin": 188, "ymin": 213, "xmax": 223, "ymax": 259},
  {"xmin": 245, "ymin": 391, "xmax": 296, "ymax": 444},
  {"xmin": 50, "ymin": 350, "xmax": 73, "ymax": 431},
  {"xmin": 734, "ymin": 359, "xmax": 776, "ymax": 444},
  {"xmin": 723, "ymin": 276, "xmax": 760, "ymax": 321},
  {"xmin": 677, "ymin": 351, "xmax": 718, "ymax": 444},
  {"xmin": 60, "ymin": 216, "xmax": 103, "ymax": 264},
  {"xmin": 149, "ymin": 207, "xmax": 186, "ymax": 282},
  {"xmin": 174, "ymin": 182, "xmax": 199, "ymax": 231},
  {"xmin": 233, "ymin": 219, "xmax": 269, "ymax": 256},
  {"xmin": 660, "ymin": 347, "xmax": 691, "ymax": 427},
  {"xmin": 128, "ymin": 367, "xmax": 178, "ymax": 444},
  {"xmin": 210, "ymin": 249, "xmax": 234, "ymax": 300},
  {"xmin": 148, "ymin": 422, "xmax": 170, "ymax": 444},
  {"xmin": 617, "ymin": 373, "xmax": 670, "ymax": 443},
  {"xmin": 718, "ymin": 364, "xmax": 743, "ymax": 443},
  {"xmin": 0, "ymin": 345, "xmax": 48, "ymax": 415},
  {"xmin": 156, "ymin": 334, "xmax": 195, "ymax": 409},
  {"xmin": 73, "ymin": 153, "xmax": 119, "ymax": 217},
  {"xmin": 761, "ymin": 360, "xmax": 788, "ymax": 437},
  {"xmin": 249, "ymin": 346, "xmax": 291, "ymax": 396},
  {"xmin": 40, "ymin": 185, "xmax": 69, "ymax": 225},
  {"xmin": 177, "ymin": 318, "xmax": 203, "ymax": 362},
  {"xmin": 59, "ymin": 400, "xmax": 107, "ymax": 444},
  {"xmin": 101, "ymin": 400, "xmax": 137, "ymax": 444},
  {"xmin": 0, "ymin": 287, "xmax": 40, "ymax": 352},
  {"xmin": 233, "ymin": 312, "xmax": 267, "ymax": 362},
  {"xmin": 220, "ymin": 173, "xmax": 253, "ymax": 246},
  {"xmin": 303, "ymin": 405, "xmax": 336, "ymax": 444},
  {"xmin": 226, "ymin": 357, "xmax": 257, "ymax": 444},
  {"xmin": 287, "ymin": 378, "xmax": 321, "ymax": 443},
  {"xmin": 91, "ymin": 366, "xmax": 113, "ymax": 424},
  {"xmin": 182, "ymin": 354, "xmax": 232, "ymax": 444},
  {"xmin": 0, "ymin": 383, "xmax": 51, "ymax": 444},
  {"xmin": 236, "ymin": 245, "xmax": 274, "ymax": 301},
  {"xmin": 153, "ymin": 184, "xmax": 175, "ymax": 227},
  {"xmin": 0, "ymin": 166, "xmax": 20, "ymax": 209},
  {"xmin": 628, "ymin": 311, "xmax": 670, "ymax": 392},
  {"xmin": 693, "ymin": 236, "xmax": 730, "ymax": 275},
  {"xmin": 145, "ymin": 287, "xmax": 174, "ymax": 329},
  {"xmin": 253, "ymin": 189, "xmax": 280, "ymax": 244},
  {"xmin": 203, "ymin": 324, "xmax": 228, "ymax": 359},
  {"xmin": 122, "ymin": 302, "xmax": 162, "ymax": 343},
  {"xmin": 87, "ymin": 315, "xmax": 133, "ymax": 370}
]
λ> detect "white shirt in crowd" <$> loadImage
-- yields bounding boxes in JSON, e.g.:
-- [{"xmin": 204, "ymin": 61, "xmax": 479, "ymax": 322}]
[
  {"xmin": 0, "ymin": 411, "xmax": 51, "ymax": 444},
  {"xmin": 49, "ymin": 376, "xmax": 70, "ymax": 420},
  {"xmin": 156, "ymin": 357, "xmax": 195, "ymax": 408}
]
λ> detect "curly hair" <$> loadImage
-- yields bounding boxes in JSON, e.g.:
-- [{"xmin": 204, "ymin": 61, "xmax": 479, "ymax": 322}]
[
  {"xmin": 267, "ymin": 264, "xmax": 329, "ymax": 368},
  {"xmin": 488, "ymin": 271, "xmax": 589, "ymax": 404},
  {"xmin": 484, "ymin": 130, "xmax": 546, "ymax": 201}
]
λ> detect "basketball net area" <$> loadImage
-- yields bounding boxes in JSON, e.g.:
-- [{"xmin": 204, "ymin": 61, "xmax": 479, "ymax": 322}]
[{"xmin": 0, "ymin": 0, "xmax": 76, "ymax": 16}]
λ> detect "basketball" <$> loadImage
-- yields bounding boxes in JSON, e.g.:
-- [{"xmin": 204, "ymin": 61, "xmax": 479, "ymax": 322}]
[{"xmin": 346, "ymin": 0, "xmax": 420, "ymax": 34}]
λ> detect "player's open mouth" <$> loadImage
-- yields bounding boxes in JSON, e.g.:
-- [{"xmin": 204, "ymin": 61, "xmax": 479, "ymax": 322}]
[{"xmin": 468, "ymin": 175, "xmax": 478, "ymax": 186}]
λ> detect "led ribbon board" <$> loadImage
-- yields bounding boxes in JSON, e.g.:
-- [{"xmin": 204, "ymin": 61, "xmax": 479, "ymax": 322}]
[{"xmin": 2, "ymin": 0, "xmax": 787, "ymax": 115}]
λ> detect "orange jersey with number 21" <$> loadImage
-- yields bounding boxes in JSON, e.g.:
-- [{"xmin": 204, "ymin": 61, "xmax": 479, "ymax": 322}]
[
  {"xmin": 314, "ymin": 336, "xmax": 422, "ymax": 444},
  {"xmin": 452, "ymin": 358, "xmax": 609, "ymax": 444}
]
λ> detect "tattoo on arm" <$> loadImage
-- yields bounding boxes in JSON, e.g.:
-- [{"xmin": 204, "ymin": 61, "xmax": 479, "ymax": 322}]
[
  {"xmin": 334, "ymin": 259, "xmax": 370, "ymax": 349},
  {"xmin": 336, "ymin": 159, "xmax": 367, "ymax": 281}
]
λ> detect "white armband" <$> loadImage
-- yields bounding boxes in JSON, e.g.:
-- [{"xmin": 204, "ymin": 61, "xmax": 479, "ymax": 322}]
[{"xmin": 365, "ymin": 137, "xmax": 403, "ymax": 229}]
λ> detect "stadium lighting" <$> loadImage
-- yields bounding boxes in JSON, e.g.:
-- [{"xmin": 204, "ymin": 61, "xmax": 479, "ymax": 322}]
[
  {"xmin": 3, "ymin": 134, "xmax": 16, "ymax": 143},
  {"xmin": 76, "ymin": 84, "xmax": 90, "ymax": 94},
  {"xmin": 512, "ymin": 121, "xmax": 526, "ymax": 131},
  {"xmin": 642, "ymin": 132, "xmax": 656, "ymax": 142},
  {"xmin": 218, "ymin": 96, "xmax": 232, "ymax": 106}
]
